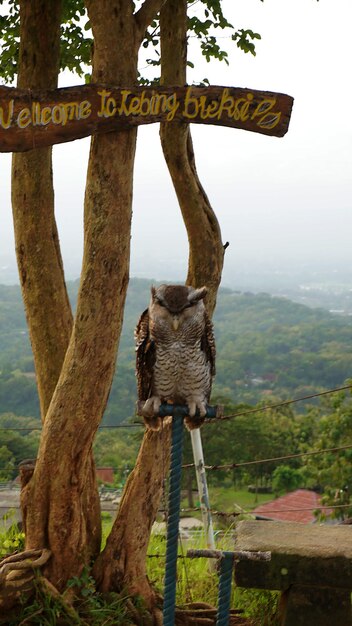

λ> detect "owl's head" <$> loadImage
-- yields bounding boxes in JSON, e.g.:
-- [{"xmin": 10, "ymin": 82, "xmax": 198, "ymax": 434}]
[{"xmin": 149, "ymin": 284, "xmax": 207, "ymax": 331}]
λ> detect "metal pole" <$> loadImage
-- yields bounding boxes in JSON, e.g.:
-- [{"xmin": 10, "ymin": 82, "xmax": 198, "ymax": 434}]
[
  {"xmin": 190, "ymin": 428, "xmax": 216, "ymax": 549},
  {"xmin": 145, "ymin": 404, "xmax": 222, "ymax": 626},
  {"xmin": 216, "ymin": 552, "xmax": 234, "ymax": 626}
]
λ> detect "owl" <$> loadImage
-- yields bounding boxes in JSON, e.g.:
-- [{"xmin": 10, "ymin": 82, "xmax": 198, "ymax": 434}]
[{"xmin": 135, "ymin": 284, "xmax": 216, "ymax": 430}]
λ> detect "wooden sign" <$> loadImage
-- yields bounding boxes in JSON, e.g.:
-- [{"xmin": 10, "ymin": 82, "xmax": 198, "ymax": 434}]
[{"xmin": 0, "ymin": 83, "xmax": 294, "ymax": 152}]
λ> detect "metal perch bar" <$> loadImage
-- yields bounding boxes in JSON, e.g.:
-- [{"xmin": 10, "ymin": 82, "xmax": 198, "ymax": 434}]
[
  {"xmin": 187, "ymin": 549, "xmax": 271, "ymax": 562},
  {"xmin": 136, "ymin": 401, "xmax": 224, "ymax": 419}
]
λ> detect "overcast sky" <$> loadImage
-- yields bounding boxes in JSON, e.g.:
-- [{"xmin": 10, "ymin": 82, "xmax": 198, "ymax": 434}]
[{"xmin": 1, "ymin": 0, "xmax": 351, "ymax": 286}]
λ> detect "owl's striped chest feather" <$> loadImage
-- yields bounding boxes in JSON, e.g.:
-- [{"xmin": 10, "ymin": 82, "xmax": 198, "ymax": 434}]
[{"xmin": 152, "ymin": 337, "xmax": 211, "ymax": 403}]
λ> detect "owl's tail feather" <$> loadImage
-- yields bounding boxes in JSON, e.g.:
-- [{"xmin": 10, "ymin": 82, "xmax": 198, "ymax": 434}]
[{"xmin": 184, "ymin": 415, "xmax": 205, "ymax": 431}]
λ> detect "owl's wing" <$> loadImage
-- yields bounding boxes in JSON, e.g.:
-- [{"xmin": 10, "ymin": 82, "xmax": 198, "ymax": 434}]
[
  {"xmin": 135, "ymin": 308, "xmax": 156, "ymax": 401},
  {"xmin": 201, "ymin": 311, "xmax": 216, "ymax": 378}
]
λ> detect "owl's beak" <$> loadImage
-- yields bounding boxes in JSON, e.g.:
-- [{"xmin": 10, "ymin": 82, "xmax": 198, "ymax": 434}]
[{"xmin": 172, "ymin": 315, "xmax": 180, "ymax": 331}]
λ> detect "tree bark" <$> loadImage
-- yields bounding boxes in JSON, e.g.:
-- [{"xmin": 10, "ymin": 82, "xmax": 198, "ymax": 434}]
[
  {"xmin": 12, "ymin": 0, "xmax": 72, "ymax": 420},
  {"xmin": 93, "ymin": 425, "xmax": 171, "ymax": 607},
  {"xmin": 91, "ymin": 0, "xmax": 171, "ymax": 603},
  {"xmin": 18, "ymin": 0, "xmax": 141, "ymax": 589},
  {"xmin": 11, "ymin": 1, "xmax": 102, "ymax": 572},
  {"xmin": 159, "ymin": 0, "xmax": 225, "ymax": 316}
]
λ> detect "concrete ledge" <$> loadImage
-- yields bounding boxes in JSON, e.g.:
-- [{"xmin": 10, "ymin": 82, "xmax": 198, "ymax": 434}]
[
  {"xmin": 234, "ymin": 520, "xmax": 352, "ymax": 626},
  {"xmin": 234, "ymin": 520, "xmax": 352, "ymax": 590}
]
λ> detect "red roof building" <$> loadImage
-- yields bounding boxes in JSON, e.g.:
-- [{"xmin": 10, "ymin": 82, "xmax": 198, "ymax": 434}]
[
  {"xmin": 253, "ymin": 489, "xmax": 333, "ymax": 524},
  {"xmin": 96, "ymin": 467, "xmax": 114, "ymax": 484}
]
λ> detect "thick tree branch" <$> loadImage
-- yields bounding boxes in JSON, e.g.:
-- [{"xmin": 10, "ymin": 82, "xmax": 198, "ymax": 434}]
[
  {"xmin": 159, "ymin": 0, "xmax": 224, "ymax": 316},
  {"xmin": 135, "ymin": 0, "xmax": 167, "ymax": 45},
  {"xmin": 12, "ymin": 0, "xmax": 73, "ymax": 419}
]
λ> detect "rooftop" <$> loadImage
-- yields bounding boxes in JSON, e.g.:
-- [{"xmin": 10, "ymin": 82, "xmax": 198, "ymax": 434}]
[{"xmin": 252, "ymin": 489, "xmax": 333, "ymax": 524}]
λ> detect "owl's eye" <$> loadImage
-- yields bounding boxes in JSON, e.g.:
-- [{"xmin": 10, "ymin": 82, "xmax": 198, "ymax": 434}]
[{"xmin": 156, "ymin": 299, "xmax": 165, "ymax": 307}]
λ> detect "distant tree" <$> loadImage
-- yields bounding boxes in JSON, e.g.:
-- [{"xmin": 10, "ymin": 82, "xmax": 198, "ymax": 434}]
[
  {"xmin": 0, "ymin": 446, "xmax": 15, "ymax": 481},
  {"xmin": 272, "ymin": 465, "xmax": 303, "ymax": 494},
  {"xmin": 306, "ymin": 390, "xmax": 352, "ymax": 519}
]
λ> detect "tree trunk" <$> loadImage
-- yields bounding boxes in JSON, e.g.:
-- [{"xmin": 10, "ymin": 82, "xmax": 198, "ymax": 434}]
[
  {"xmin": 93, "ymin": 425, "xmax": 171, "ymax": 607},
  {"xmin": 159, "ymin": 0, "xmax": 225, "ymax": 315},
  {"xmin": 12, "ymin": 0, "xmax": 73, "ymax": 420},
  {"xmin": 11, "ymin": 0, "xmax": 101, "ymax": 571},
  {"xmin": 88, "ymin": 0, "xmax": 171, "ymax": 603},
  {"xmin": 19, "ymin": 0, "xmax": 141, "ymax": 589}
]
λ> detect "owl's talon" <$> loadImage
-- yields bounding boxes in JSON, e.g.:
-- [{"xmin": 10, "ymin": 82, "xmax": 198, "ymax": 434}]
[
  {"xmin": 142, "ymin": 396, "xmax": 162, "ymax": 419},
  {"xmin": 187, "ymin": 399, "xmax": 207, "ymax": 418},
  {"xmin": 153, "ymin": 397, "xmax": 162, "ymax": 415},
  {"xmin": 188, "ymin": 401, "xmax": 196, "ymax": 417}
]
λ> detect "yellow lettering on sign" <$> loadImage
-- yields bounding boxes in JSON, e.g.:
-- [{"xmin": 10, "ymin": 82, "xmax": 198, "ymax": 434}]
[
  {"xmin": 41, "ymin": 107, "xmax": 52, "ymax": 125},
  {"xmin": 216, "ymin": 88, "xmax": 235, "ymax": 119},
  {"xmin": 17, "ymin": 107, "xmax": 31, "ymax": 129},
  {"xmin": 79, "ymin": 100, "xmax": 91, "ymax": 119},
  {"xmin": 117, "ymin": 89, "xmax": 179, "ymax": 121},
  {"xmin": 98, "ymin": 90, "xmax": 115, "ymax": 118},
  {"xmin": 201, "ymin": 100, "xmax": 219, "ymax": 119},
  {"xmin": 0, "ymin": 99, "xmax": 14, "ymax": 129},
  {"xmin": 0, "ymin": 87, "xmax": 286, "ymax": 140},
  {"xmin": 129, "ymin": 96, "xmax": 141, "ymax": 115},
  {"xmin": 32, "ymin": 102, "xmax": 41, "ymax": 125},
  {"xmin": 118, "ymin": 90, "xmax": 131, "ymax": 116},
  {"xmin": 232, "ymin": 96, "xmax": 252, "ymax": 122},
  {"xmin": 183, "ymin": 88, "xmax": 199, "ymax": 120},
  {"xmin": 64, "ymin": 102, "xmax": 80, "ymax": 122},
  {"xmin": 164, "ymin": 94, "xmax": 179, "ymax": 121},
  {"xmin": 182, "ymin": 87, "xmax": 253, "ymax": 122},
  {"xmin": 11, "ymin": 100, "xmax": 94, "ymax": 128},
  {"xmin": 52, "ymin": 105, "xmax": 64, "ymax": 125}
]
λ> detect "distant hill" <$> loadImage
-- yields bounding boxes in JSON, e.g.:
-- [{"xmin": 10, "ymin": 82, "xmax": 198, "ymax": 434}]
[{"xmin": 0, "ymin": 279, "xmax": 351, "ymax": 424}]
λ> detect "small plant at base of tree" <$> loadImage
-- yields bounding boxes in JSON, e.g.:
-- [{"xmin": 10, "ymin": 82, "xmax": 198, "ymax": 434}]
[{"xmin": 0, "ymin": 510, "xmax": 25, "ymax": 558}]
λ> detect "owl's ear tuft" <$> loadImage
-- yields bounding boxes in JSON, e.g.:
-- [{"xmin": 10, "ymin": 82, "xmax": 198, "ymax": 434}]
[
  {"xmin": 151, "ymin": 286, "xmax": 157, "ymax": 300},
  {"xmin": 189, "ymin": 286, "xmax": 207, "ymax": 303}
]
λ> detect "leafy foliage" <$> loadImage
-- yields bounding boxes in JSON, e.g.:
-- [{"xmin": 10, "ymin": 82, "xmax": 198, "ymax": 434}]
[
  {"xmin": 0, "ymin": 0, "xmax": 91, "ymax": 83},
  {"xmin": 304, "ymin": 390, "xmax": 352, "ymax": 519},
  {"xmin": 0, "ymin": 0, "xmax": 19, "ymax": 82},
  {"xmin": 0, "ymin": 511, "xmax": 25, "ymax": 557},
  {"xmin": 272, "ymin": 465, "xmax": 303, "ymax": 494},
  {"xmin": 60, "ymin": 1, "xmax": 92, "ymax": 77},
  {"xmin": 232, "ymin": 29, "xmax": 262, "ymax": 56},
  {"xmin": 0, "ymin": 1, "xmax": 261, "ymax": 84}
]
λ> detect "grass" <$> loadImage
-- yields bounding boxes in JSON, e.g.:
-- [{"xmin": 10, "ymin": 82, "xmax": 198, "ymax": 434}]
[
  {"xmin": 0, "ymin": 503, "xmax": 279, "ymax": 625},
  {"xmin": 146, "ymin": 529, "xmax": 279, "ymax": 625},
  {"xmin": 205, "ymin": 486, "xmax": 274, "ymax": 513}
]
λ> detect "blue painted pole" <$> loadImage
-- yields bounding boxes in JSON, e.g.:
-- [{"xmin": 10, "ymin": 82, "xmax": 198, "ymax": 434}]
[
  {"xmin": 216, "ymin": 551, "xmax": 235, "ymax": 626},
  {"xmin": 162, "ymin": 408, "xmax": 184, "ymax": 626},
  {"xmin": 157, "ymin": 403, "xmax": 222, "ymax": 626}
]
